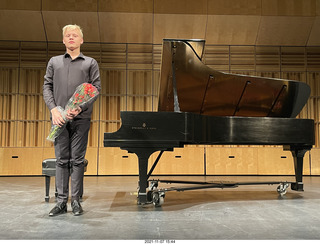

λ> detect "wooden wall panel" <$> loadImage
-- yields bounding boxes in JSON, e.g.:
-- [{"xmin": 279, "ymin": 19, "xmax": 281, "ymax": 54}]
[
  {"xmin": 17, "ymin": 95, "xmax": 46, "ymax": 121},
  {"xmin": 126, "ymin": 96, "xmax": 154, "ymax": 112},
  {"xmin": 98, "ymin": 147, "xmax": 138, "ymax": 175},
  {"xmin": 0, "ymin": 94, "xmax": 17, "ymax": 121},
  {"xmin": 91, "ymin": 98, "xmax": 100, "ymax": 121},
  {"xmin": 206, "ymin": 147, "xmax": 258, "ymax": 175},
  {"xmin": 41, "ymin": 147, "xmax": 55, "ymax": 160},
  {"xmin": 206, "ymin": 147, "xmax": 310, "ymax": 175},
  {"xmin": 127, "ymin": 70, "xmax": 154, "ymax": 111},
  {"xmin": 127, "ymin": 44, "xmax": 153, "ymax": 70},
  {"xmin": 204, "ymin": 46, "xmax": 230, "ymax": 71},
  {"xmin": 20, "ymin": 42, "xmax": 47, "ymax": 68},
  {"xmin": 152, "ymin": 45, "xmax": 162, "ymax": 70},
  {"xmin": 0, "ymin": 121, "xmax": 17, "ymax": 147},
  {"xmin": 306, "ymin": 48, "xmax": 320, "ymax": 71},
  {"xmin": 16, "ymin": 121, "xmax": 45, "ymax": 147},
  {"xmin": 99, "ymin": 121, "xmax": 121, "ymax": 148},
  {"xmin": 43, "ymin": 121, "xmax": 54, "ymax": 148},
  {"xmin": 81, "ymin": 43, "xmax": 102, "ymax": 64},
  {"xmin": 149, "ymin": 147, "xmax": 205, "ymax": 175},
  {"xmin": 88, "ymin": 121, "xmax": 100, "ymax": 148},
  {"xmin": 0, "ymin": 148, "xmax": 43, "ymax": 175},
  {"xmin": 311, "ymin": 148, "xmax": 320, "ymax": 175},
  {"xmin": 19, "ymin": 69, "xmax": 45, "ymax": 93},
  {"xmin": 255, "ymin": 46, "xmax": 281, "ymax": 72},
  {"xmin": 257, "ymin": 147, "xmax": 310, "ymax": 175},
  {"xmin": 230, "ymin": 46, "xmax": 255, "ymax": 71},
  {"xmin": 0, "ymin": 68, "xmax": 19, "ymax": 92},
  {"xmin": 1, "ymin": 40, "xmax": 320, "ymax": 176},
  {"xmin": 84, "ymin": 147, "xmax": 98, "ymax": 175},
  {"xmin": 100, "ymin": 44, "xmax": 127, "ymax": 69},
  {"xmin": 281, "ymin": 47, "xmax": 306, "ymax": 72},
  {"xmin": 100, "ymin": 69, "xmax": 127, "ymax": 95},
  {"xmin": 127, "ymin": 71, "xmax": 153, "ymax": 95},
  {"xmin": 0, "ymin": 146, "xmax": 97, "ymax": 175},
  {"xmin": 47, "ymin": 43, "xmax": 65, "ymax": 58},
  {"xmin": 100, "ymin": 96, "xmax": 122, "ymax": 121},
  {"xmin": 0, "ymin": 49, "xmax": 19, "ymax": 68},
  {"xmin": 315, "ymin": 124, "xmax": 320, "ymax": 153}
]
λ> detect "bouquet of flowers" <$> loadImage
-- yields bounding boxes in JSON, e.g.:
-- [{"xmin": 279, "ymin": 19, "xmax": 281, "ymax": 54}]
[{"xmin": 46, "ymin": 83, "xmax": 99, "ymax": 142}]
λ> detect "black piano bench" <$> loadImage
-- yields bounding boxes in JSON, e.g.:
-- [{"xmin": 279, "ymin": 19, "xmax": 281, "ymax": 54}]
[{"xmin": 42, "ymin": 158, "xmax": 88, "ymax": 202}]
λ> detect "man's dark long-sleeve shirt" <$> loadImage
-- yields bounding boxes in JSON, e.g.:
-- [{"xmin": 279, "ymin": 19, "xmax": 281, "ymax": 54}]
[{"xmin": 43, "ymin": 53, "xmax": 101, "ymax": 119}]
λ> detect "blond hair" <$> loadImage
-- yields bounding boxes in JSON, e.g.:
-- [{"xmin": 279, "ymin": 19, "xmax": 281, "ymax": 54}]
[{"xmin": 62, "ymin": 24, "xmax": 83, "ymax": 38}]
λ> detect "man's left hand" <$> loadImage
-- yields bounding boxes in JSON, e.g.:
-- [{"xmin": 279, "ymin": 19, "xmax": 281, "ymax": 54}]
[{"xmin": 66, "ymin": 106, "xmax": 82, "ymax": 120}]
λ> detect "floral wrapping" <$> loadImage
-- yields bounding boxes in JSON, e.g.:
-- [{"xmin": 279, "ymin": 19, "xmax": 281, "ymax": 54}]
[{"xmin": 46, "ymin": 83, "xmax": 99, "ymax": 142}]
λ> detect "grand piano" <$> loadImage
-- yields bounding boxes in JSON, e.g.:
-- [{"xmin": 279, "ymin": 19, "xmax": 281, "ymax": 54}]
[{"xmin": 104, "ymin": 39, "xmax": 315, "ymax": 206}]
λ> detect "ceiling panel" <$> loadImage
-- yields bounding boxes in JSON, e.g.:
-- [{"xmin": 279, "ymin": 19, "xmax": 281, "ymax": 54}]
[
  {"xmin": 99, "ymin": 12, "xmax": 153, "ymax": 43},
  {"xmin": 42, "ymin": 0, "xmax": 98, "ymax": 12},
  {"xmin": 154, "ymin": 14, "xmax": 207, "ymax": 44},
  {"xmin": 99, "ymin": 0, "xmax": 153, "ymax": 13},
  {"xmin": 0, "ymin": 10, "xmax": 45, "ymax": 41},
  {"xmin": 0, "ymin": 0, "xmax": 41, "ymax": 11},
  {"xmin": 208, "ymin": 0, "xmax": 261, "ymax": 15},
  {"xmin": 206, "ymin": 15, "xmax": 261, "ymax": 45},
  {"xmin": 256, "ymin": 16, "xmax": 314, "ymax": 46},
  {"xmin": 154, "ymin": 0, "xmax": 207, "ymax": 14},
  {"xmin": 308, "ymin": 16, "xmax": 320, "ymax": 45},
  {"xmin": 261, "ymin": 0, "xmax": 316, "ymax": 16},
  {"xmin": 42, "ymin": 11, "xmax": 100, "ymax": 42}
]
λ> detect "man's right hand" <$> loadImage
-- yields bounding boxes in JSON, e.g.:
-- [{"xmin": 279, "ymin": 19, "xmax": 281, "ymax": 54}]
[{"xmin": 51, "ymin": 107, "xmax": 65, "ymax": 127}]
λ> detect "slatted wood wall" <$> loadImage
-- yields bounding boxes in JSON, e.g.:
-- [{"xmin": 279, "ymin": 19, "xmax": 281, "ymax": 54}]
[{"xmin": 0, "ymin": 41, "xmax": 319, "ymax": 176}]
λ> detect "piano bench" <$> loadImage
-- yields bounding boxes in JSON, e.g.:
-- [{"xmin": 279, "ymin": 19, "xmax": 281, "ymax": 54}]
[{"xmin": 42, "ymin": 158, "xmax": 88, "ymax": 202}]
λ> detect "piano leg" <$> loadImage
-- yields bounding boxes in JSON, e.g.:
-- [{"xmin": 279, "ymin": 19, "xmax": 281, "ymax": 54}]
[
  {"xmin": 138, "ymin": 154, "xmax": 149, "ymax": 205},
  {"xmin": 286, "ymin": 146, "xmax": 311, "ymax": 191},
  {"xmin": 125, "ymin": 148, "xmax": 160, "ymax": 205}
]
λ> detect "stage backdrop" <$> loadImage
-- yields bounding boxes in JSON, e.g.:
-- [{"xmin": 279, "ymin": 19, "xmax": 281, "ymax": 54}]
[{"xmin": 0, "ymin": 0, "xmax": 320, "ymax": 176}]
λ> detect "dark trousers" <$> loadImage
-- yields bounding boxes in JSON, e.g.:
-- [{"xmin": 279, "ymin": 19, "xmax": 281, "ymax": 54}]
[{"xmin": 54, "ymin": 118, "xmax": 90, "ymax": 203}]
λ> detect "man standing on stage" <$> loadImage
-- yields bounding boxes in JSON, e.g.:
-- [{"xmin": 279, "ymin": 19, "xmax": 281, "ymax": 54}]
[{"xmin": 43, "ymin": 24, "xmax": 101, "ymax": 216}]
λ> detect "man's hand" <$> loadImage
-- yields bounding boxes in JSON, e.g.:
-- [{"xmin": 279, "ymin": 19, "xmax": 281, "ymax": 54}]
[
  {"xmin": 51, "ymin": 107, "xmax": 65, "ymax": 127},
  {"xmin": 66, "ymin": 106, "xmax": 82, "ymax": 120}
]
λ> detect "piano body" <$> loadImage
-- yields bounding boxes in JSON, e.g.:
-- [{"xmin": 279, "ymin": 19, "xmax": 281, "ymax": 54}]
[{"xmin": 104, "ymin": 39, "xmax": 315, "ymax": 206}]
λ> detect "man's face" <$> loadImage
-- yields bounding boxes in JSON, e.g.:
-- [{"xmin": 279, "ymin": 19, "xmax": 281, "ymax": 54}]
[{"xmin": 63, "ymin": 28, "xmax": 83, "ymax": 51}]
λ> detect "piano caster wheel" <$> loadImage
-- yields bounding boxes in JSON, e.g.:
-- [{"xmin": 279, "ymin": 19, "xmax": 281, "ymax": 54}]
[
  {"xmin": 152, "ymin": 191, "xmax": 165, "ymax": 207},
  {"xmin": 147, "ymin": 191, "xmax": 153, "ymax": 202},
  {"xmin": 149, "ymin": 180, "xmax": 159, "ymax": 191},
  {"xmin": 277, "ymin": 183, "xmax": 289, "ymax": 196}
]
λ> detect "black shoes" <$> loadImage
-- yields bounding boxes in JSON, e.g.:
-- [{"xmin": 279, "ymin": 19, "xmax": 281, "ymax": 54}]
[
  {"xmin": 71, "ymin": 200, "xmax": 83, "ymax": 216},
  {"xmin": 49, "ymin": 202, "xmax": 67, "ymax": 217},
  {"xmin": 48, "ymin": 200, "xmax": 83, "ymax": 216}
]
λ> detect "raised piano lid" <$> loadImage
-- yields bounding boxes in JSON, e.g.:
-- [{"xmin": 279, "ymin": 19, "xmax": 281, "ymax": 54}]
[{"xmin": 158, "ymin": 39, "xmax": 311, "ymax": 118}]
